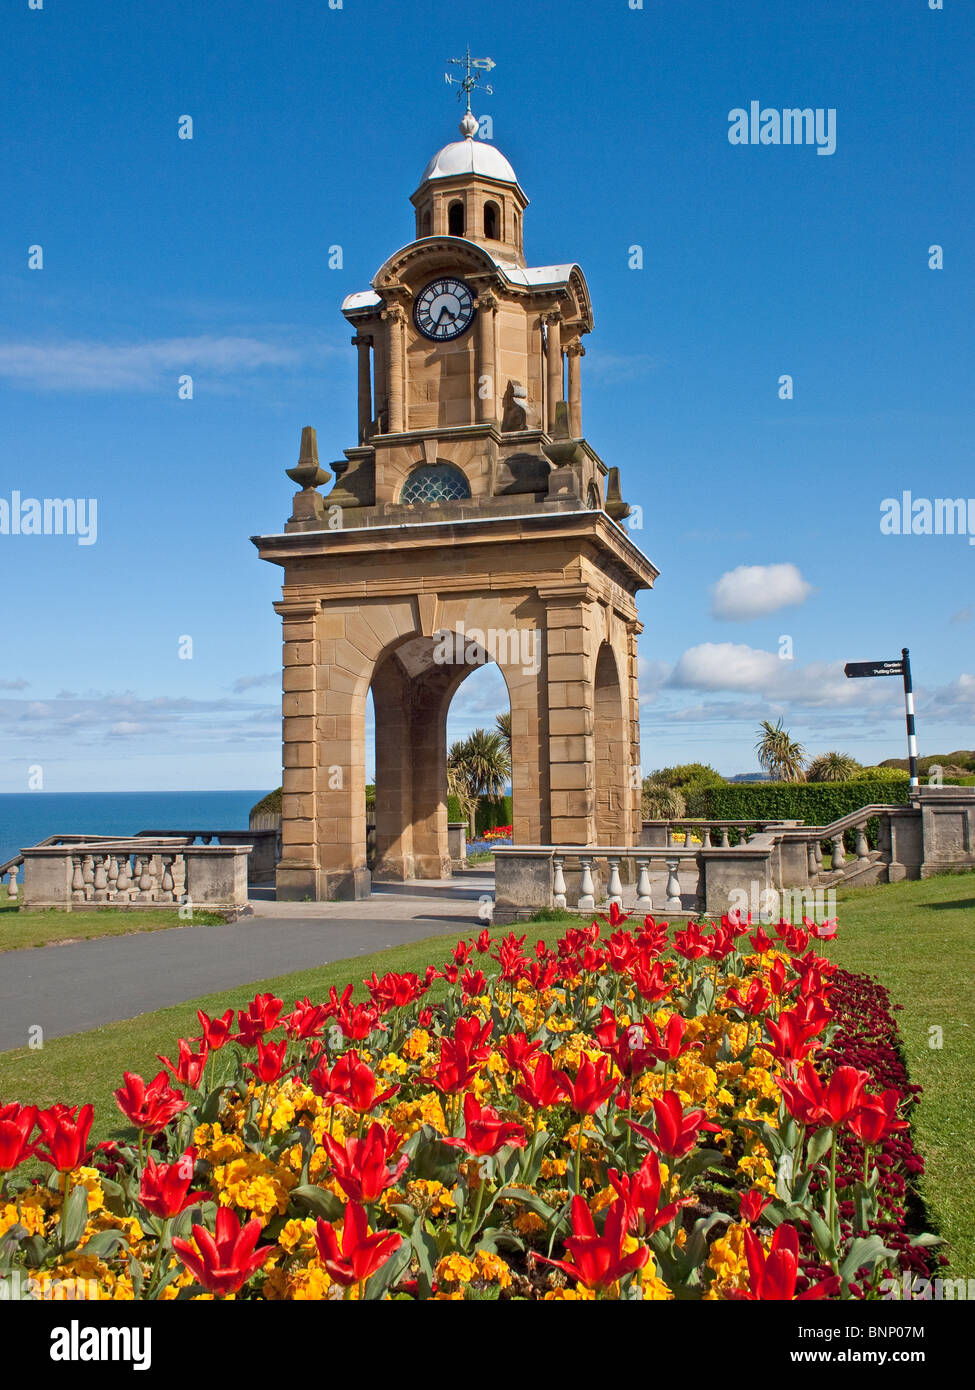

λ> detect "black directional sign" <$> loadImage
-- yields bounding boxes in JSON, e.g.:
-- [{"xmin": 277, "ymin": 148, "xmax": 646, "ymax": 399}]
[{"xmin": 844, "ymin": 659, "xmax": 905, "ymax": 679}]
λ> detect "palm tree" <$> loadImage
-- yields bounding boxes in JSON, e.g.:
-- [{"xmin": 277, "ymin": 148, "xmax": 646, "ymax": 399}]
[
  {"xmin": 447, "ymin": 729, "xmax": 511, "ymax": 840},
  {"xmin": 641, "ymin": 780, "xmax": 686, "ymax": 820},
  {"xmin": 755, "ymin": 719, "xmax": 807, "ymax": 782},
  {"xmin": 806, "ymin": 751, "xmax": 861, "ymax": 783},
  {"xmin": 495, "ymin": 710, "xmax": 512, "ymax": 761}
]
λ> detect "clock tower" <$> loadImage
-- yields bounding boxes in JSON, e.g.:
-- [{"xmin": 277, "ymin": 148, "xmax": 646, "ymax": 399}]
[{"xmin": 253, "ymin": 97, "xmax": 659, "ymax": 902}]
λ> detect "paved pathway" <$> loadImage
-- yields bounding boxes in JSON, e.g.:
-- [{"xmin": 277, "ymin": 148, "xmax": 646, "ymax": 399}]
[{"xmin": 0, "ymin": 876, "xmax": 494, "ymax": 1053}]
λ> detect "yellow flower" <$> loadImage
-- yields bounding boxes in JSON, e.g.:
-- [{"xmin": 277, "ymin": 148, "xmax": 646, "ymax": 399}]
[
  {"xmin": 543, "ymin": 1287, "xmax": 596, "ymax": 1300},
  {"xmin": 436, "ymin": 1253, "xmax": 477, "ymax": 1285},
  {"xmin": 474, "ymin": 1251, "xmax": 512, "ymax": 1288},
  {"xmin": 402, "ymin": 1029, "xmax": 432, "ymax": 1061}
]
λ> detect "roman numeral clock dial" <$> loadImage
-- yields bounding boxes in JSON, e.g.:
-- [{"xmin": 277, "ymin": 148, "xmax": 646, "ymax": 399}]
[{"xmin": 413, "ymin": 277, "xmax": 475, "ymax": 341}]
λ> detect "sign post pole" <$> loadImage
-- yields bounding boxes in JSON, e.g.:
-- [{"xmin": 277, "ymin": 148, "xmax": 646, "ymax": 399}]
[
  {"xmin": 902, "ymin": 647, "xmax": 918, "ymax": 790},
  {"xmin": 843, "ymin": 650, "xmax": 918, "ymax": 789}
]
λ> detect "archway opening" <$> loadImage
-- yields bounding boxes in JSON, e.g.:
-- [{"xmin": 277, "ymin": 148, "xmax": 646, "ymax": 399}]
[
  {"xmin": 594, "ymin": 643, "xmax": 627, "ymax": 845},
  {"xmin": 448, "ymin": 200, "xmax": 465, "ymax": 236},
  {"xmin": 445, "ymin": 661, "xmax": 512, "ymax": 851},
  {"xmin": 483, "ymin": 200, "xmax": 500, "ymax": 240}
]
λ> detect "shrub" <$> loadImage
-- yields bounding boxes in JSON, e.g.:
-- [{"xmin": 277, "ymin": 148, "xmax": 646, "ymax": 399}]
[{"xmin": 697, "ymin": 779, "xmax": 911, "ymax": 847}]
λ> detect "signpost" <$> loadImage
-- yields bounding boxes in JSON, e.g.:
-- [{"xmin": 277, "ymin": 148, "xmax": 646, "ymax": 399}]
[{"xmin": 843, "ymin": 647, "xmax": 918, "ymax": 788}]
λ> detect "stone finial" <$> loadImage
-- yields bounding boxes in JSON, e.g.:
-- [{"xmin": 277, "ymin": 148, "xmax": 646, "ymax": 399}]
[
  {"xmin": 605, "ymin": 466, "xmax": 633, "ymax": 523},
  {"xmin": 286, "ymin": 426, "xmax": 331, "ymax": 524},
  {"xmin": 459, "ymin": 110, "xmax": 479, "ymax": 139}
]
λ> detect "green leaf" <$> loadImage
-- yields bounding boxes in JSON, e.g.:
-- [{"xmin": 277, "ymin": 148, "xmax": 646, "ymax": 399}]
[
  {"xmin": 806, "ymin": 1127, "xmax": 834, "ymax": 1165},
  {"xmin": 910, "ymin": 1232, "xmax": 945, "ymax": 1249},
  {"xmin": 411, "ymin": 1223, "xmax": 439, "ymax": 1299},
  {"xmin": 364, "ymin": 1240, "xmax": 412, "ymax": 1301},
  {"xmin": 290, "ymin": 1184, "xmax": 343, "ymax": 1223},
  {"xmin": 840, "ymin": 1235, "xmax": 890, "ymax": 1283},
  {"xmin": 59, "ymin": 1183, "xmax": 89, "ymax": 1252},
  {"xmin": 808, "ymin": 1209, "xmax": 835, "ymax": 1261},
  {"xmin": 77, "ymin": 1230, "xmax": 128, "ymax": 1259}
]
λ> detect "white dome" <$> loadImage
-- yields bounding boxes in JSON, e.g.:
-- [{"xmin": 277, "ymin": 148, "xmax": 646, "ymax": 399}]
[{"xmin": 419, "ymin": 138, "xmax": 518, "ymax": 187}]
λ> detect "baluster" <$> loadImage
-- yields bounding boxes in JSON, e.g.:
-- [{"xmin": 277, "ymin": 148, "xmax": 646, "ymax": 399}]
[
  {"xmin": 702, "ymin": 826, "xmax": 712, "ymax": 848},
  {"xmin": 855, "ymin": 827, "xmax": 870, "ymax": 863},
  {"xmin": 635, "ymin": 859, "xmax": 652, "ymax": 910},
  {"xmin": 161, "ymin": 855, "xmax": 175, "ymax": 901},
  {"xmin": 173, "ymin": 853, "xmax": 187, "ymax": 904},
  {"xmin": 106, "ymin": 855, "xmax": 119, "ymax": 900},
  {"xmin": 807, "ymin": 842, "xmax": 818, "ymax": 876},
  {"xmin": 831, "ymin": 834, "xmax": 846, "ymax": 869},
  {"xmin": 92, "ymin": 854, "xmax": 108, "ymax": 901},
  {"xmin": 577, "ymin": 857, "xmax": 595, "ymax": 913},
  {"xmin": 720, "ymin": 827, "xmax": 730, "ymax": 848},
  {"xmin": 6, "ymin": 866, "xmax": 18, "ymax": 900},
  {"xmin": 664, "ymin": 859, "xmax": 682, "ymax": 911},
  {"xmin": 666, "ymin": 823, "xmax": 675, "ymax": 848},
  {"xmin": 82, "ymin": 854, "xmax": 95, "ymax": 901},
  {"xmin": 814, "ymin": 841, "xmax": 823, "ymax": 869},
  {"xmin": 116, "ymin": 853, "xmax": 132, "ymax": 899},
  {"xmin": 607, "ymin": 858, "xmax": 623, "ymax": 909},
  {"xmin": 552, "ymin": 856, "xmax": 567, "ymax": 910},
  {"xmin": 71, "ymin": 855, "xmax": 85, "ymax": 901}
]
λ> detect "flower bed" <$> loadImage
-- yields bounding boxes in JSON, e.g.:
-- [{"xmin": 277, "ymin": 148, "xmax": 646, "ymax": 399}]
[{"xmin": 0, "ymin": 908, "xmax": 941, "ymax": 1300}]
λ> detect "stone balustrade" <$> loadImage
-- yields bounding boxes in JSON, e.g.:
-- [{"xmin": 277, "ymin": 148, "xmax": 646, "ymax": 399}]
[
  {"xmin": 495, "ymin": 845, "xmax": 705, "ymax": 923},
  {"xmin": 19, "ymin": 839, "xmax": 252, "ymax": 912}
]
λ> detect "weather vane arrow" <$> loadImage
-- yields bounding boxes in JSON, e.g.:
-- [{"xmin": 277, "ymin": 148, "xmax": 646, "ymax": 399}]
[{"xmin": 444, "ymin": 46, "xmax": 496, "ymax": 112}]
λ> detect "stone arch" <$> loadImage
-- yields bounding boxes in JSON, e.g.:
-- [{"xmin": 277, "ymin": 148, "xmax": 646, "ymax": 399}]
[
  {"xmin": 594, "ymin": 641, "xmax": 627, "ymax": 845},
  {"xmin": 483, "ymin": 199, "xmax": 500, "ymax": 240},
  {"xmin": 448, "ymin": 200, "xmax": 465, "ymax": 236},
  {"xmin": 399, "ymin": 462, "xmax": 472, "ymax": 505}
]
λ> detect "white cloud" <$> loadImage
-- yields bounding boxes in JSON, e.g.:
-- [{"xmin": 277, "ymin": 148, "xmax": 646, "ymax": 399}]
[
  {"xmin": 710, "ymin": 563, "xmax": 814, "ymax": 620},
  {"xmin": 0, "ymin": 335, "xmax": 303, "ymax": 391},
  {"xmin": 232, "ymin": 673, "xmax": 280, "ymax": 693},
  {"xmin": 0, "ymin": 678, "xmax": 29, "ymax": 690},
  {"xmin": 669, "ymin": 643, "xmax": 782, "ymax": 692}
]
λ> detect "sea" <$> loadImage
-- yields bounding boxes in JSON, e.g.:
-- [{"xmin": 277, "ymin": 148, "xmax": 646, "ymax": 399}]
[{"xmin": 0, "ymin": 791, "xmax": 272, "ymax": 868}]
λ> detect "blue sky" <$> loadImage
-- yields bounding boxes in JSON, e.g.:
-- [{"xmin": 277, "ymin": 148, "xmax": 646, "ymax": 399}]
[{"xmin": 0, "ymin": 0, "xmax": 972, "ymax": 793}]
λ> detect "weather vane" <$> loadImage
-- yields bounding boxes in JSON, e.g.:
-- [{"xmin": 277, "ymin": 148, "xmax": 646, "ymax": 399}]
[{"xmin": 444, "ymin": 47, "xmax": 495, "ymax": 114}]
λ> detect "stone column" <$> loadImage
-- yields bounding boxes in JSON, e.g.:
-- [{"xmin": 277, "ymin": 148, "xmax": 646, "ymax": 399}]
[
  {"xmin": 275, "ymin": 599, "xmax": 322, "ymax": 901},
  {"xmin": 540, "ymin": 585, "xmax": 596, "ymax": 846},
  {"xmin": 475, "ymin": 292, "xmax": 498, "ymax": 423},
  {"xmin": 544, "ymin": 311, "xmax": 563, "ymax": 433},
  {"xmin": 382, "ymin": 305, "xmax": 406, "ymax": 433},
  {"xmin": 566, "ymin": 340, "xmax": 584, "ymax": 438},
  {"xmin": 352, "ymin": 334, "xmax": 372, "ymax": 442}
]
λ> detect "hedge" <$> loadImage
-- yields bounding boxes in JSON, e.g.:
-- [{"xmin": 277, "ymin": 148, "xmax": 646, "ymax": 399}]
[
  {"xmin": 447, "ymin": 794, "xmax": 513, "ymax": 836},
  {"xmin": 696, "ymin": 779, "xmax": 911, "ymax": 851}
]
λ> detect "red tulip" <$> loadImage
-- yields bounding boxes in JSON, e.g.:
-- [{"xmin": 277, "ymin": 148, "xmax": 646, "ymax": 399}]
[
  {"xmin": 282, "ymin": 997, "xmax": 330, "ymax": 1040},
  {"xmin": 474, "ymin": 928, "xmax": 493, "ymax": 953},
  {"xmin": 492, "ymin": 931, "xmax": 529, "ymax": 981},
  {"xmin": 535, "ymin": 1196, "xmax": 648, "ymax": 1291},
  {"xmin": 461, "ymin": 967, "xmax": 488, "ymax": 998},
  {"xmin": 309, "ymin": 1050, "xmax": 399, "ymax": 1113},
  {"xmin": 513, "ymin": 1053, "xmax": 569, "ymax": 1110},
  {"xmin": 172, "ymin": 1206, "xmax": 272, "ymax": 1296},
  {"xmin": 557, "ymin": 1055, "xmax": 619, "ymax": 1115},
  {"xmin": 0, "ymin": 1103, "xmax": 38, "ymax": 1172},
  {"xmin": 138, "ymin": 1151, "xmax": 207, "ymax": 1220},
  {"xmin": 35, "ymin": 1103, "xmax": 94, "ymax": 1171},
  {"xmin": 196, "ymin": 1008, "xmax": 234, "ymax": 1050},
  {"xmin": 607, "ymin": 1152, "xmax": 689, "ymax": 1235},
  {"xmin": 451, "ymin": 938, "xmax": 473, "ymax": 966},
  {"xmin": 335, "ymin": 998, "xmax": 381, "ymax": 1041},
  {"xmin": 321, "ymin": 1122, "xmax": 409, "ymax": 1204},
  {"xmin": 443, "ymin": 1093, "xmax": 526, "ymax": 1158},
  {"xmin": 847, "ymin": 1088, "xmax": 909, "ymax": 1146},
  {"xmin": 748, "ymin": 924, "xmax": 775, "ymax": 954},
  {"xmin": 364, "ymin": 970, "xmax": 427, "ymax": 1012},
  {"xmin": 452, "ymin": 1016, "xmax": 493, "ymax": 1060},
  {"xmin": 739, "ymin": 1188, "xmax": 772, "ymax": 1224},
  {"xmin": 733, "ymin": 1223, "xmax": 841, "ymax": 1300},
  {"xmin": 643, "ymin": 1013, "xmax": 699, "ymax": 1065},
  {"xmin": 243, "ymin": 1037, "xmax": 291, "ymax": 1085},
  {"xmin": 672, "ymin": 924, "xmax": 709, "ymax": 962},
  {"xmin": 314, "ymin": 1200, "xmax": 402, "ymax": 1288},
  {"xmin": 630, "ymin": 959, "xmax": 674, "ymax": 1004},
  {"xmin": 498, "ymin": 1032, "xmax": 543, "ymax": 1070},
  {"xmin": 776, "ymin": 1063, "xmax": 871, "ymax": 1128},
  {"xmin": 156, "ymin": 1037, "xmax": 208, "ymax": 1089},
  {"xmin": 763, "ymin": 1010, "xmax": 823, "ymax": 1068},
  {"xmin": 233, "ymin": 992, "xmax": 284, "ymax": 1047},
  {"xmin": 605, "ymin": 930, "xmax": 639, "ymax": 974},
  {"xmin": 430, "ymin": 1035, "xmax": 484, "ymax": 1096},
  {"xmin": 726, "ymin": 978, "xmax": 771, "ymax": 1016},
  {"xmin": 628, "ymin": 1090, "xmax": 718, "ymax": 1160},
  {"xmin": 114, "ymin": 1071, "xmax": 188, "ymax": 1136}
]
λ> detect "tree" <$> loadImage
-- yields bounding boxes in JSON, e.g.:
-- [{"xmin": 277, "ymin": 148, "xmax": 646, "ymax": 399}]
[
  {"xmin": 447, "ymin": 729, "xmax": 511, "ymax": 840},
  {"xmin": 494, "ymin": 710, "xmax": 512, "ymax": 761},
  {"xmin": 806, "ymin": 752, "xmax": 861, "ymax": 783},
  {"xmin": 754, "ymin": 719, "xmax": 806, "ymax": 782}
]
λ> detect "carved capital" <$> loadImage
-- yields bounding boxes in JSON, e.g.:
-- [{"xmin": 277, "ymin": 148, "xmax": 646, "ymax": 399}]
[
  {"xmin": 351, "ymin": 334, "xmax": 373, "ymax": 348},
  {"xmin": 565, "ymin": 340, "xmax": 586, "ymax": 358},
  {"xmin": 475, "ymin": 291, "xmax": 499, "ymax": 314}
]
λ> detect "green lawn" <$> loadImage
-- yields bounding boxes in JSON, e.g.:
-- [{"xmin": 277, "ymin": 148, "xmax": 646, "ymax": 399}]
[
  {"xmin": 0, "ymin": 875, "xmax": 971, "ymax": 1274},
  {"xmin": 824, "ymin": 872, "xmax": 975, "ymax": 1277},
  {"xmin": 0, "ymin": 896, "xmax": 225, "ymax": 952}
]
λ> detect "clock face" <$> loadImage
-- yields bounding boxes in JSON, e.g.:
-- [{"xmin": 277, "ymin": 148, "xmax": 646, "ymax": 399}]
[{"xmin": 413, "ymin": 277, "xmax": 476, "ymax": 341}]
